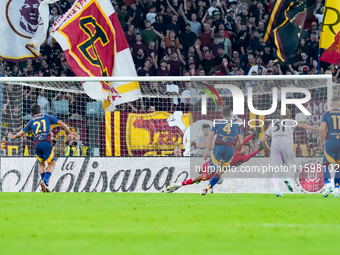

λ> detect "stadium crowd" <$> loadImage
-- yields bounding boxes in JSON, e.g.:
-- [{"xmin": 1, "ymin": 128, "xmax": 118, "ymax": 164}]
[
  {"xmin": 0, "ymin": 0, "xmax": 335, "ymax": 156},
  {"xmin": 0, "ymin": 0, "xmax": 339, "ymax": 79}
]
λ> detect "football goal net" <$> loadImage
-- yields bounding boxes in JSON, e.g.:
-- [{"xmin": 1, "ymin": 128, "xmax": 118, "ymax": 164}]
[{"xmin": 0, "ymin": 75, "xmax": 336, "ymax": 159}]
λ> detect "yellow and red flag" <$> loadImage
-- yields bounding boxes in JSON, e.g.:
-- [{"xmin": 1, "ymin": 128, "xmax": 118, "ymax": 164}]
[
  {"xmin": 51, "ymin": 0, "xmax": 140, "ymax": 110},
  {"xmin": 320, "ymin": 0, "xmax": 340, "ymax": 49},
  {"xmin": 320, "ymin": 31, "xmax": 340, "ymax": 65}
]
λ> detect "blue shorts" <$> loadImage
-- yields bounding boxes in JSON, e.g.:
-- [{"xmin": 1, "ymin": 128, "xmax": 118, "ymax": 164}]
[
  {"xmin": 323, "ymin": 139, "xmax": 340, "ymax": 164},
  {"xmin": 35, "ymin": 141, "xmax": 55, "ymax": 163},
  {"xmin": 209, "ymin": 144, "xmax": 235, "ymax": 168}
]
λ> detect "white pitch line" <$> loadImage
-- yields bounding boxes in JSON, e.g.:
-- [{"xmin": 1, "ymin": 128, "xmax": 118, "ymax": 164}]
[{"xmin": 234, "ymin": 222, "xmax": 340, "ymax": 228}]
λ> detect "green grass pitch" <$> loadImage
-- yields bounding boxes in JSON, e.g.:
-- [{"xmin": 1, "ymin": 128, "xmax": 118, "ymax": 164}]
[{"xmin": 0, "ymin": 193, "xmax": 339, "ymax": 255}]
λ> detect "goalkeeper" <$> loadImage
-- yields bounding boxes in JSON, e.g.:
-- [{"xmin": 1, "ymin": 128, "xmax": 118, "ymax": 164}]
[{"xmin": 166, "ymin": 128, "xmax": 264, "ymax": 192}]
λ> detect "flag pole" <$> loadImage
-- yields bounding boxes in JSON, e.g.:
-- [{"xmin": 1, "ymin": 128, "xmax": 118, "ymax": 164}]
[{"xmin": 317, "ymin": 45, "xmax": 321, "ymax": 74}]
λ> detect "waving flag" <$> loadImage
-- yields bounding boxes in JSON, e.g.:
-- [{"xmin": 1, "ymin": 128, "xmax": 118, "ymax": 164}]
[
  {"xmin": 0, "ymin": 0, "xmax": 58, "ymax": 61},
  {"xmin": 51, "ymin": 0, "xmax": 140, "ymax": 110},
  {"xmin": 264, "ymin": 0, "xmax": 307, "ymax": 63},
  {"xmin": 320, "ymin": 0, "xmax": 340, "ymax": 49},
  {"xmin": 320, "ymin": 31, "xmax": 340, "ymax": 65}
]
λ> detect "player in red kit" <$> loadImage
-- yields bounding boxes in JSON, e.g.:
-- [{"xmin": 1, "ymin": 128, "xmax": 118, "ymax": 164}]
[{"xmin": 166, "ymin": 128, "xmax": 264, "ymax": 192}]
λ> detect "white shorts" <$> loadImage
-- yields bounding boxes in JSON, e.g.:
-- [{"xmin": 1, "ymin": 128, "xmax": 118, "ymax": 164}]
[{"xmin": 270, "ymin": 146, "xmax": 296, "ymax": 167}]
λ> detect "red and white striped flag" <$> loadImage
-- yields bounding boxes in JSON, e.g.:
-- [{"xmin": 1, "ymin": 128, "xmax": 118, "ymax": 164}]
[{"xmin": 51, "ymin": 0, "xmax": 140, "ymax": 110}]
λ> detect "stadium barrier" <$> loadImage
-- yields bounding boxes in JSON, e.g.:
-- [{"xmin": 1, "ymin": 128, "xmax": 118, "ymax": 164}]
[{"xmin": 0, "ymin": 157, "xmax": 327, "ymax": 193}]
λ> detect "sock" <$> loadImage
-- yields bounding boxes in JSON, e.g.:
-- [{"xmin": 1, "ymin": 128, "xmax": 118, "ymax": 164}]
[
  {"xmin": 40, "ymin": 172, "xmax": 45, "ymax": 180},
  {"xmin": 182, "ymin": 179, "xmax": 193, "ymax": 186},
  {"xmin": 207, "ymin": 173, "xmax": 221, "ymax": 189},
  {"xmin": 272, "ymin": 178, "xmax": 280, "ymax": 190},
  {"xmin": 43, "ymin": 172, "xmax": 52, "ymax": 185},
  {"xmin": 323, "ymin": 165, "xmax": 331, "ymax": 184},
  {"xmin": 334, "ymin": 170, "xmax": 340, "ymax": 188}
]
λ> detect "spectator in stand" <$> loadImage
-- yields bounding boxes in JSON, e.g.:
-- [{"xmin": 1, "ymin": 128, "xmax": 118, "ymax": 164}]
[
  {"xmin": 197, "ymin": 68, "xmax": 206, "ymax": 76},
  {"xmin": 58, "ymin": 0, "xmax": 71, "ymax": 13},
  {"xmin": 207, "ymin": 0, "xmax": 219, "ymax": 16},
  {"xmin": 146, "ymin": 5, "xmax": 157, "ymax": 24},
  {"xmin": 1, "ymin": 97, "xmax": 10, "ymax": 138},
  {"xmin": 137, "ymin": 58, "xmax": 157, "ymax": 76},
  {"xmin": 133, "ymin": 48, "xmax": 147, "ymax": 70},
  {"xmin": 125, "ymin": 24, "xmax": 136, "ymax": 45},
  {"xmin": 212, "ymin": 10, "xmax": 224, "ymax": 28},
  {"xmin": 308, "ymin": 21, "xmax": 319, "ymax": 37},
  {"xmin": 217, "ymin": 28, "xmax": 232, "ymax": 57},
  {"xmin": 215, "ymin": 58, "xmax": 230, "ymax": 76},
  {"xmin": 248, "ymin": 56, "xmax": 265, "ymax": 75},
  {"xmin": 142, "ymin": 82, "xmax": 168, "ymax": 111},
  {"xmin": 157, "ymin": 60, "xmax": 170, "ymax": 76},
  {"xmin": 179, "ymin": 23, "xmax": 197, "ymax": 55},
  {"xmin": 152, "ymin": 28, "xmax": 181, "ymax": 52},
  {"xmin": 145, "ymin": 40, "xmax": 158, "ymax": 61},
  {"xmin": 201, "ymin": 49, "xmax": 216, "ymax": 74},
  {"xmin": 199, "ymin": 23, "xmax": 213, "ymax": 48},
  {"xmin": 300, "ymin": 38, "xmax": 309, "ymax": 55},
  {"xmin": 214, "ymin": 47, "xmax": 229, "ymax": 66},
  {"xmin": 244, "ymin": 54, "xmax": 256, "ymax": 74},
  {"xmin": 130, "ymin": 33, "xmax": 148, "ymax": 57},
  {"xmin": 167, "ymin": 51, "xmax": 186, "ymax": 76},
  {"xmin": 58, "ymin": 60, "xmax": 74, "ymax": 76},
  {"xmin": 141, "ymin": 20, "xmax": 159, "ymax": 46},
  {"xmin": 9, "ymin": 65, "xmax": 21, "ymax": 77},
  {"xmin": 293, "ymin": 52, "xmax": 310, "ymax": 71},
  {"xmin": 128, "ymin": 3, "xmax": 144, "ymax": 31},
  {"xmin": 235, "ymin": 30, "xmax": 248, "ymax": 56},
  {"xmin": 210, "ymin": 33, "xmax": 224, "ymax": 56},
  {"xmin": 272, "ymin": 63, "xmax": 282, "ymax": 75},
  {"xmin": 176, "ymin": 96, "xmax": 191, "ymax": 112},
  {"xmin": 39, "ymin": 59, "xmax": 51, "ymax": 77},
  {"xmin": 166, "ymin": 81, "xmax": 180, "ymax": 110},
  {"xmin": 249, "ymin": 29, "xmax": 262, "ymax": 55},
  {"xmin": 23, "ymin": 87, "xmax": 37, "ymax": 116},
  {"xmin": 307, "ymin": 33, "xmax": 319, "ymax": 64},
  {"xmin": 196, "ymin": 0, "xmax": 207, "ymax": 21},
  {"xmin": 37, "ymin": 89, "xmax": 51, "ymax": 114},
  {"xmin": 257, "ymin": 66, "xmax": 264, "ymax": 75},
  {"xmin": 181, "ymin": 81, "xmax": 200, "ymax": 105},
  {"xmin": 152, "ymin": 13, "xmax": 166, "ymax": 35},
  {"xmin": 166, "ymin": 13, "xmax": 180, "ymax": 37},
  {"xmin": 310, "ymin": 60, "xmax": 323, "ymax": 74},
  {"xmin": 179, "ymin": 11, "xmax": 201, "ymax": 37},
  {"xmin": 229, "ymin": 63, "xmax": 239, "ymax": 75},
  {"xmin": 117, "ymin": 2, "xmax": 129, "ymax": 30},
  {"xmin": 312, "ymin": 0, "xmax": 324, "ymax": 24},
  {"xmin": 332, "ymin": 66, "xmax": 340, "ymax": 83},
  {"xmin": 10, "ymin": 101, "xmax": 23, "ymax": 133},
  {"xmin": 262, "ymin": 44, "xmax": 273, "ymax": 65},
  {"xmin": 49, "ymin": 5, "xmax": 61, "ymax": 28}
]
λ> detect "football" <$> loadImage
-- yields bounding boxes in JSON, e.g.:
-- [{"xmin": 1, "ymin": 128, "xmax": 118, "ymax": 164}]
[{"xmin": 295, "ymin": 113, "xmax": 307, "ymax": 123}]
